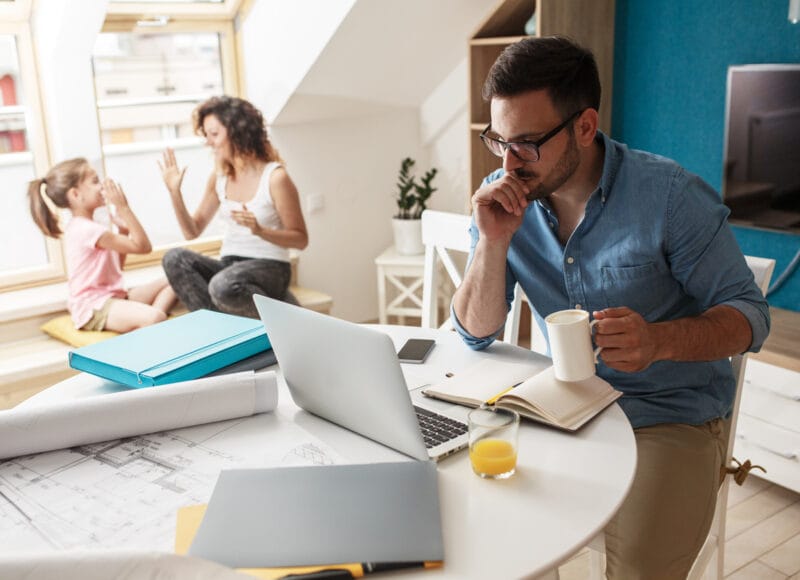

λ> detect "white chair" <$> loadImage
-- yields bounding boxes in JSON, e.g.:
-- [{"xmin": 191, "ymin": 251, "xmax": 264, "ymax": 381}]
[
  {"xmin": 420, "ymin": 210, "xmax": 472, "ymax": 330},
  {"xmin": 506, "ymin": 285, "xmax": 549, "ymax": 354},
  {"xmin": 588, "ymin": 254, "xmax": 776, "ymax": 580},
  {"xmin": 420, "ymin": 210, "xmax": 540, "ymax": 347}
]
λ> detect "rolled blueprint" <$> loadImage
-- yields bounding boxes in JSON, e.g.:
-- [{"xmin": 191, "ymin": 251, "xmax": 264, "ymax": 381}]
[{"xmin": 0, "ymin": 370, "xmax": 278, "ymax": 460}]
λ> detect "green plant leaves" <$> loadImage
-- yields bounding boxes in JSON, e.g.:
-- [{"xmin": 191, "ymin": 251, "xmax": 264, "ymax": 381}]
[{"xmin": 393, "ymin": 157, "xmax": 438, "ymax": 220}]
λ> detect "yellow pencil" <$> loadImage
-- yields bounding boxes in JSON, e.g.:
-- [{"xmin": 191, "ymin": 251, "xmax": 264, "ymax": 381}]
[{"xmin": 485, "ymin": 385, "xmax": 515, "ymax": 405}]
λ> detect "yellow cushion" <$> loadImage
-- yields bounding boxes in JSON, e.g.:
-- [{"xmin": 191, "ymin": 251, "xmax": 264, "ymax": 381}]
[{"xmin": 40, "ymin": 314, "xmax": 119, "ymax": 348}]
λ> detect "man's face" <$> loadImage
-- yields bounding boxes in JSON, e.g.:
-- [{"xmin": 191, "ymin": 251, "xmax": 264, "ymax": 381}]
[{"xmin": 489, "ymin": 90, "xmax": 580, "ymax": 201}]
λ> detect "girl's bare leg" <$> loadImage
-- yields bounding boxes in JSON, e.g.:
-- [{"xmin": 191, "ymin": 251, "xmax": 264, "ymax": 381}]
[
  {"xmin": 105, "ymin": 299, "xmax": 167, "ymax": 333},
  {"xmin": 153, "ymin": 284, "xmax": 178, "ymax": 314},
  {"xmin": 128, "ymin": 277, "xmax": 177, "ymax": 313}
]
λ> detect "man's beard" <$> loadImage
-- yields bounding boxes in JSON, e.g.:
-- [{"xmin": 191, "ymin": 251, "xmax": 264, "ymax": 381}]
[{"xmin": 514, "ymin": 131, "xmax": 580, "ymax": 201}]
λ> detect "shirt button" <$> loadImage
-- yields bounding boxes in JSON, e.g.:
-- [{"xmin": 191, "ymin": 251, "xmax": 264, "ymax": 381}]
[
  {"xmin": 549, "ymin": 222, "xmax": 555, "ymax": 228},
  {"xmin": 575, "ymin": 304, "xmax": 583, "ymax": 310},
  {"xmin": 567, "ymin": 257, "xmax": 575, "ymax": 264},
  {"xmin": 601, "ymin": 196, "xmax": 606, "ymax": 203}
]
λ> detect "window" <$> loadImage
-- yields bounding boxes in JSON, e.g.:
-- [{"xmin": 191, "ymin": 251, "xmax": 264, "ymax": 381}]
[
  {"xmin": 93, "ymin": 10, "xmax": 241, "ymax": 264},
  {"xmin": 93, "ymin": 32, "xmax": 224, "ymax": 146},
  {"xmin": 0, "ymin": 1, "xmax": 243, "ymax": 291},
  {"xmin": 0, "ymin": 14, "xmax": 62, "ymax": 290}
]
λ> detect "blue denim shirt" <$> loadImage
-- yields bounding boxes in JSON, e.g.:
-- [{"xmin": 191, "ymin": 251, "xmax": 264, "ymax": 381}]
[{"xmin": 452, "ymin": 132, "xmax": 771, "ymax": 429}]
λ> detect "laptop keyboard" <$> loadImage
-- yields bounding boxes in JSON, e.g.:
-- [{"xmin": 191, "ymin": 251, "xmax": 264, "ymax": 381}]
[{"xmin": 414, "ymin": 406, "xmax": 468, "ymax": 449}]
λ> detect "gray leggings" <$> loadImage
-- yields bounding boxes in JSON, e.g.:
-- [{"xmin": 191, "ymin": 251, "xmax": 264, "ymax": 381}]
[{"xmin": 162, "ymin": 248, "xmax": 292, "ymax": 318}]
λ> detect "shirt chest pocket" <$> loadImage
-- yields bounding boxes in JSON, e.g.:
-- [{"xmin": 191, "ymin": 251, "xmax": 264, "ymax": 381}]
[{"xmin": 601, "ymin": 262, "xmax": 675, "ymax": 320}]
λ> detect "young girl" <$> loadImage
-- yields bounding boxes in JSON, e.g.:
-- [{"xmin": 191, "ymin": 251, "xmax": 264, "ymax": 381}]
[{"xmin": 28, "ymin": 158, "xmax": 176, "ymax": 333}]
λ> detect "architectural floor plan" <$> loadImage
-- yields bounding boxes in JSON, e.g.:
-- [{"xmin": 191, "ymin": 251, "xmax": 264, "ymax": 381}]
[{"xmin": 0, "ymin": 413, "xmax": 341, "ymax": 552}]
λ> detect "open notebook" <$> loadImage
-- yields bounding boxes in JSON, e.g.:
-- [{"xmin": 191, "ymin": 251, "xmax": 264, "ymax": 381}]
[{"xmin": 422, "ymin": 359, "xmax": 621, "ymax": 431}]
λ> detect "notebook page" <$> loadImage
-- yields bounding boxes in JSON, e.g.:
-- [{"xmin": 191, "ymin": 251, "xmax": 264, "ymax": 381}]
[
  {"xmin": 508, "ymin": 367, "xmax": 616, "ymax": 425},
  {"xmin": 423, "ymin": 358, "xmax": 543, "ymax": 404}
]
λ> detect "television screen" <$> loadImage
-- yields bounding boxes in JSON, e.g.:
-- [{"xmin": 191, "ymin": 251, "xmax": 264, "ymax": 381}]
[{"xmin": 722, "ymin": 64, "xmax": 800, "ymax": 233}]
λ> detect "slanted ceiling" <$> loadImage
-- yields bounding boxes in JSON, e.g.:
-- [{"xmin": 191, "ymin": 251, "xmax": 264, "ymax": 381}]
[{"xmin": 273, "ymin": 0, "xmax": 494, "ymax": 125}]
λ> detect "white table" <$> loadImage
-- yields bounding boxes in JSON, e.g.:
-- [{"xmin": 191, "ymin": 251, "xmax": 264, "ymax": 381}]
[{"xmin": 3, "ymin": 326, "xmax": 636, "ymax": 579}]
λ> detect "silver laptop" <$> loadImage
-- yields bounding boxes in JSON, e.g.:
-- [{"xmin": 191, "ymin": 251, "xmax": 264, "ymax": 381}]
[{"xmin": 253, "ymin": 294, "xmax": 468, "ymax": 461}]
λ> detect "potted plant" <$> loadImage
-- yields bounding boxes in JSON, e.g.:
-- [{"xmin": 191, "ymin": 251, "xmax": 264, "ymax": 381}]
[{"xmin": 392, "ymin": 157, "xmax": 438, "ymax": 255}]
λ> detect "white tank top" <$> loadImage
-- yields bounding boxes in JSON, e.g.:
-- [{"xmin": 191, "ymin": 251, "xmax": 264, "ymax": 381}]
[{"xmin": 216, "ymin": 161, "xmax": 290, "ymax": 262}]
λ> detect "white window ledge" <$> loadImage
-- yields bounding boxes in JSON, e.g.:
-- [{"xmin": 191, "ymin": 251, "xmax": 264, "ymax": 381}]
[{"xmin": 0, "ymin": 265, "xmax": 167, "ymax": 324}]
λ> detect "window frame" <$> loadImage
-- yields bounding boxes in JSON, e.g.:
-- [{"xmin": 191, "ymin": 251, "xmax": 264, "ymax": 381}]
[
  {"xmin": 105, "ymin": 0, "xmax": 244, "ymax": 21},
  {"xmin": 0, "ymin": 0, "xmax": 32, "ymax": 21}
]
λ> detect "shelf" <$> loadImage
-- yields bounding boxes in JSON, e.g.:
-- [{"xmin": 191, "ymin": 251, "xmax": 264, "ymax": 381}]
[
  {"xmin": 472, "ymin": 0, "xmax": 535, "ymax": 39},
  {"xmin": 470, "ymin": 35, "xmax": 527, "ymax": 46}
]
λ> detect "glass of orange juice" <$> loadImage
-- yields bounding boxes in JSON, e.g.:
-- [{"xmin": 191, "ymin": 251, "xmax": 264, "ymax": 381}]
[{"xmin": 468, "ymin": 406, "xmax": 520, "ymax": 479}]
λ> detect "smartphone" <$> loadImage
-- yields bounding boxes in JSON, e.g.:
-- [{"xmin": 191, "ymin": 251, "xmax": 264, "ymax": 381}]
[{"xmin": 397, "ymin": 338, "xmax": 436, "ymax": 364}]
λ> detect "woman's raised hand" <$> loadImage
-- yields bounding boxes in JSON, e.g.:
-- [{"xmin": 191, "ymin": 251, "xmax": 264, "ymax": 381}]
[{"xmin": 158, "ymin": 147, "xmax": 187, "ymax": 196}]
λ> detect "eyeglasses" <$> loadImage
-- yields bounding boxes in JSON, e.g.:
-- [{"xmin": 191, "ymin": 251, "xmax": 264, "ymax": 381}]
[{"xmin": 480, "ymin": 110, "xmax": 583, "ymax": 162}]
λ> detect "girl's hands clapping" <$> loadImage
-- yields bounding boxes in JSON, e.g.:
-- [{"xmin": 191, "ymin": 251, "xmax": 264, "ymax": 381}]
[
  {"xmin": 103, "ymin": 178, "xmax": 129, "ymax": 209},
  {"xmin": 102, "ymin": 178, "xmax": 131, "ymax": 234}
]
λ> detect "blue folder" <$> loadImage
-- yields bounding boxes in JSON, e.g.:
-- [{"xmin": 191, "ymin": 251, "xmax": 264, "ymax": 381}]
[{"xmin": 68, "ymin": 310, "xmax": 271, "ymax": 388}]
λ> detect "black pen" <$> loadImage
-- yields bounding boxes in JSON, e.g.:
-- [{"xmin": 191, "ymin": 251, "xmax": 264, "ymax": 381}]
[{"xmin": 279, "ymin": 561, "xmax": 440, "ymax": 579}]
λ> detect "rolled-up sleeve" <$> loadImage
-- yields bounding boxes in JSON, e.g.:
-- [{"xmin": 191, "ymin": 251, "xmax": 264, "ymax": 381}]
[
  {"xmin": 450, "ymin": 303, "xmax": 502, "ymax": 350},
  {"xmin": 666, "ymin": 171, "xmax": 771, "ymax": 352}
]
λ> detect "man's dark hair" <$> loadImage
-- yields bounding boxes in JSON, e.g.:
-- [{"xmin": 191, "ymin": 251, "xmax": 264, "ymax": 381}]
[{"xmin": 482, "ymin": 36, "xmax": 601, "ymax": 119}]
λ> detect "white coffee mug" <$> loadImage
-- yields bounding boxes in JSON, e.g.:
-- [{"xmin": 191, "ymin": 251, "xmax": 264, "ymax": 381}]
[{"xmin": 544, "ymin": 309, "xmax": 602, "ymax": 382}]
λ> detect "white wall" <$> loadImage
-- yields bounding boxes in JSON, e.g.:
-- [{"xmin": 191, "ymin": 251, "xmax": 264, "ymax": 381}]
[
  {"xmin": 240, "ymin": 0, "xmax": 356, "ymax": 123},
  {"xmin": 421, "ymin": 57, "xmax": 472, "ymax": 216},
  {"xmin": 33, "ymin": 0, "xmax": 107, "ymax": 166},
  {"xmin": 270, "ymin": 109, "xmax": 421, "ymax": 322}
]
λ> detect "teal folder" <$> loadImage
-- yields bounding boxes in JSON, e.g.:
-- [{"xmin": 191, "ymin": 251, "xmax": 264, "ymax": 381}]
[{"xmin": 68, "ymin": 310, "xmax": 271, "ymax": 388}]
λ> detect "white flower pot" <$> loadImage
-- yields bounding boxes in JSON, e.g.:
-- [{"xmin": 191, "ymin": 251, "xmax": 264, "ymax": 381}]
[{"xmin": 392, "ymin": 217, "xmax": 424, "ymax": 255}]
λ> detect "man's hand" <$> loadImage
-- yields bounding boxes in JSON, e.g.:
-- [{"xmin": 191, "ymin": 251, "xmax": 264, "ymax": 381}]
[
  {"xmin": 592, "ymin": 307, "xmax": 660, "ymax": 373},
  {"xmin": 471, "ymin": 173, "xmax": 530, "ymax": 242}
]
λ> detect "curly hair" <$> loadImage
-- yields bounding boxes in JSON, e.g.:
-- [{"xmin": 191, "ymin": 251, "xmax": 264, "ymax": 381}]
[{"xmin": 193, "ymin": 96, "xmax": 280, "ymax": 178}]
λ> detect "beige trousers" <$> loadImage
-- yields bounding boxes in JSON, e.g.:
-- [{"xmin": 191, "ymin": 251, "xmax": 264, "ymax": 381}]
[{"xmin": 604, "ymin": 418, "xmax": 728, "ymax": 580}]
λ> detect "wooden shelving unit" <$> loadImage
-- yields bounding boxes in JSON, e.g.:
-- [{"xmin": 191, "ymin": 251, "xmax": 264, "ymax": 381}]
[{"xmin": 468, "ymin": 0, "xmax": 616, "ymax": 194}]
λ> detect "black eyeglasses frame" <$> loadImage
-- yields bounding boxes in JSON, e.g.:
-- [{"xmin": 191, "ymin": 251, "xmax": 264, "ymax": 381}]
[{"xmin": 480, "ymin": 109, "xmax": 584, "ymax": 162}]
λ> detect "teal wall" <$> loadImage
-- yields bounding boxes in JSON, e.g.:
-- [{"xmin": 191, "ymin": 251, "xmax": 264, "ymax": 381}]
[{"xmin": 611, "ymin": 0, "xmax": 800, "ymax": 311}]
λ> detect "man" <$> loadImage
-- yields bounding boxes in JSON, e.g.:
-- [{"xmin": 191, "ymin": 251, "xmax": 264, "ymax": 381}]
[{"xmin": 452, "ymin": 36, "xmax": 770, "ymax": 579}]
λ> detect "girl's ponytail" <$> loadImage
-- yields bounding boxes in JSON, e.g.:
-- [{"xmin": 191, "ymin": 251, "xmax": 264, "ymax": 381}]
[
  {"xmin": 27, "ymin": 158, "xmax": 90, "ymax": 239},
  {"xmin": 28, "ymin": 178, "xmax": 62, "ymax": 238}
]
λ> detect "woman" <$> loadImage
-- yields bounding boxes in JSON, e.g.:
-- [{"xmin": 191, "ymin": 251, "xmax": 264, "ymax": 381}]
[{"xmin": 159, "ymin": 96, "xmax": 308, "ymax": 318}]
